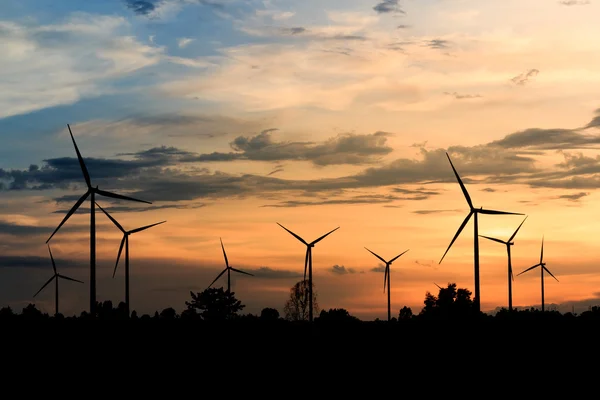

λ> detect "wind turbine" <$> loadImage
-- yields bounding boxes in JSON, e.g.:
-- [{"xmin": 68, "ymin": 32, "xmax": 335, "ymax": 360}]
[
  {"xmin": 516, "ymin": 236, "xmax": 558, "ymax": 312},
  {"xmin": 207, "ymin": 237, "xmax": 254, "ymax": 293},
  {"xmin": 439, "ymin": 152, "xmax": 524, "ymax": 313},
  {"xmin": 277, "ymin": 223, "xmax": 340, "ymax": 322},
  {"xmin": 479, "ymin": 216, "xmax": 528, "ymax": 311},
  {"xmin": 95, "ymin": 202, "xmax": 166, "ymax": 317},
  {"xmin": 46, "ymin": 124, "xmax": 151, "ymax": 318},
  {"xmin": 33, "ymin": 244, "xmax": 84, "ymax": 317},
  {"xmin": 364, "ymin": 247, "xmax": 409, "ymax": 322}
]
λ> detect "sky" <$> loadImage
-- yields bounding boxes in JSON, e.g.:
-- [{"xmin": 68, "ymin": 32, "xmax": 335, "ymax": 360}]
[{"xmin": 2, "ymin": 0, "xmax": 600, "ymax": 319}]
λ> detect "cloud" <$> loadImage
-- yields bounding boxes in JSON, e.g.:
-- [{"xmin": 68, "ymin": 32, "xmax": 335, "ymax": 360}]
[
  {"xmin": 0, "ymin": 13, "xmax": 163, "ymax": 119},
  {"xmin": 481, "ymin": 188, "xmax": 496, "ymax": 192},
  {"xmin": 397, "ymin": 24, "xmax": 410, "ymax": 29},
  {"xmin": 373, "ymin": 0, "xmax": 405, "ymax": 14},
  {"xmin": 556, "ymin": 192, "xmax": 589, "ymax": 202},
  {"xmin": 424, "ymin": 39, "xmax": 450, "ymax": 50},
  {"xmin": 177, "ymin": 37, "xmax": 194, "ymax": 48},
  {"xmin": 411, "ymin": 209, "xmax": 462, "ymax": 215},
  {"xmin": 243, "ymin": 267, "xmax": 303, "ymax": 279},
  {"xmin": 330, "ymin": 265, "xmax": 359, "ymax": 274},
  {"xmin": 0, "ymin": 255, "xmax": 83, "ymax": 269},
  {"xmin": 443, "ymin": 91, "xmax": 482, "ymax": 100},
  {"xmin": 559, "ymin": 0, "xmax": 590, "ymax": 5},
  {"xmin": 0, "ymin": 222, "xmax": 50, "ymax": 236},
  {"xmin": 511, "ymin": 69, "xmax": 539, "ymax": 85},
  {"xmin": 371, "ymin": 265, "xmax": 386, "ymax": 273},
  {"xmin": 124, "ymin": 0, "xmax": 157, "ymax": 15}
]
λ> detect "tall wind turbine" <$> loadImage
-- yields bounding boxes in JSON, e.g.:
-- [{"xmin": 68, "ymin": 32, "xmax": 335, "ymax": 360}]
[
  {"xmin": 516, "ymin": 236, "xmax": 558, "ymax": 312},
  {"xmin": 277, "ymin": 223, "xmax": 339, "ymax": 322},
  {"xmin": 34, "ymin": 244, "xmax": 84, "ymax": 316},
  {"xmin": 95, "ymin": 202, "xmax": 166, "ymax": 316},
  {"xmin": 208, "ymin": 238, "xmax": 254, "ymax": 293},
  {"xmin": 46, "ymin": 124, "xmax": 151, "ymax": 317},
  {"xmin": 479, "ymin": 216, "xmax": 528, "ymax": 311},
  {"xmin": 439, "ymin": 152, "xmax": 523, "ymax": 313},
  {"xmin": 364, "ymin": 247, "xmax": 409, "ymax": 322}
]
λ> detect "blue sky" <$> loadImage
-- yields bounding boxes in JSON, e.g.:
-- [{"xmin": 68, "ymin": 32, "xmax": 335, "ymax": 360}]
[{"xmin": 3, "ymin": 0, "xmax": 600, "ymax": 318}]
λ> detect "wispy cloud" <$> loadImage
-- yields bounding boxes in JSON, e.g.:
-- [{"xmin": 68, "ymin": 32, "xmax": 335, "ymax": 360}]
[
  {"xmin": 373, "ymin": 0, "xmax": 405, "ymax": 14},
  {"xmin": 556, "ymin": 192, "xmax": 589, "ymax": 202},
  {"xmin": 511, "ymin": 69, "xmax": 540, "ymax": 85},
  {"xmin": 330, "ymin": 265, "xmax": 361, "ymax": 274},
  {"xmin": 559, "ymin": 0, "xmax": 590, "ymax": 5},
  {"xmin": 443, "ymin": 91, "xmax": 482, "ymax": 100},
  {"xmin": 177, "ymin": 37, "xmax": 195, "ymax": 48}
]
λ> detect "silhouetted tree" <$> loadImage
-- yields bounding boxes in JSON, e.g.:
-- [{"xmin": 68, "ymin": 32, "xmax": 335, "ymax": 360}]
[
  {"xmin": 419, "ymin": 283, "xmax": 474, "ymax": 319},
  {"xmin": 185, "ymin": 288, "xmax": 245, "ymax": 321},
  {"xmin": 317, "ymin": 308, "xmax": 359, "ymax": 323},
  {"xmin": 21, "ymin": 303, "xmax": 46, "ymax": 320},
  {"xmin": 160, "ymin": 307, "xmax": 178, "ymax": 319},
  {"xmin": 283, "ymin": 280, "xmax": 319, "ymax": 321},
  {"xmin": 0, "ymin": 306, "xmax": 15, "ymax": 320},
  {"xmin": 260, "ymin": 307, "xmax": 280, "ymax": 321},
  {"xmin": 398, "ymin": 306, "xmax": 413, "ymax": 320},
  {"xmin": 180, "ymin": 308, "xmax": 200, "ymax": 320}
]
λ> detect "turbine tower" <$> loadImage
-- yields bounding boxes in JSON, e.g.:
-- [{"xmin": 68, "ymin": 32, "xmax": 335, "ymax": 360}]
[
  {"xmin": 95, "ymin": 202, "xmax": 166, "ymax": 317},
  {"xmin": 277, "ymin": 223, "xmax": 339, "ymax": 322},
  {"xmin": 208, "ymin": 237, "xmax": 254, "ymax": 293},
  {"xmin": 439, "ymin": 152, "xmax": 523, "ymax": 313},
  {"xmin": 33, "ymin": 244, "xmax": 84, "ymax": 316},
  {"xmin": 479, "ymin": 216, "xmax": 528, "ymax": 311},
  {"xmin": 46, "ymin": 124, "xmax": 151, "ymax": 317},
  {"xmin": 516, "ymin": 236, "xmax": 558, "ymax": 312},
  {"xmin": 364, "ymin": 247, "xmax": 409, "ymax": 321}
]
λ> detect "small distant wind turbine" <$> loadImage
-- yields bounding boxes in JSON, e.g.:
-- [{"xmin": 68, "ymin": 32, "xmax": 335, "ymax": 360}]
[
  {"xmin": 46, "ymin": 124, "xmax": 151, "ymax": 317},
  {"xmin": 364, "ymin": 247, "xmax": 409, "ymax": 322},
  {"xmin": 516, "ymin": 236, "xmax": 558, "ymax": 312},
  {"xmin": 479, "ymin": 216, "xmax": 528, "ymax": 311},
  {"xmin": 208, "ymin": 238, "xmax": 254, "ymax": 293},
  {"xmin": 33, "ymin": 244, "xmax": 84, "ymax": 317},
  {"xmin": 277, "ymin": 223, "xmax": 339, "ymax": 322},
  {"xmin": 439, "ymin": 152, "xmax": 524, "ymax": 313},
  {"xmin": 95, "ymin": 202, "xmax": 166, "ymax": 316}
]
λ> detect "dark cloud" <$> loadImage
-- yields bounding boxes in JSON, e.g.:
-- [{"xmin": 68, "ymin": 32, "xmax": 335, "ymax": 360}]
[
  {"xmin": 443, "ymin": 91, "xmax": 482, "ymax": 100},
  {"xmin": 280, "ymin": 27, "xmax": 307, "ymax": 35},
  {"xmin": 373, "ymin": 0, "xmax": 405, "ymax": 14},
  {"xmin": 0, "ymin": 255, "xmax": 82, "ymax": 269},
  {"xmin": 52, "ymin": 202, "xmax": 206, "ymax": 214},
  {"xmin": 371, "ymin": 265, "xmax": 386, "ymax": 273},
  {"xmin": 490, "ymin": 124, "xmax": 600, "ymax": 151},
  {"xmin": 511, "ymin": 69, "xmax": 539, "ymax": 85},
  {"xmin": 411, "ymin": 209, "xmax": 461, "ymax": 215},
  {"xmin": 425, "ymin": 39, "xmax": 450, "ymax": 49},
  {"xmin": 243, "ymin": 267, "xmax": 303, "ymax": 279},
  {"xmin": 481, "ymin": 188, "xmax": 496, "ymax": 192},
  {"xmin": 0, "ymin": 222, "xmax": 50, "ymax": 236},
  {"xmin": 261, "ymin": 190, "xmax": 439, "ymax": 208},
  {"xmin": 267, "ymin": 167, "xmax": 284, "ymax": 176},
  {"xmin": 556, "ymin": 192, "xmax": 589, "ymax": 201},
  {"xmin": 124, "ymin": 0, "xmax": 156, "ymax": 16},
  {"xmin": 397, "ymin": 24, "xmax": 410, "ymax": 29},
  {"xmin": 330, "ymin": 265, "xmax": 359, "ymax": 274}
]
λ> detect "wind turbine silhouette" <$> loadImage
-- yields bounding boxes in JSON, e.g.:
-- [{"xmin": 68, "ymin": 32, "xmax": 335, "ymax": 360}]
[
  {"xmin": 516, "ymin": 236, "xmax": 558, "ymax": 312},
  {"xmin": 479, "ymin": 216, "xmax": 528, "ymax": 311},
  {"xmin": 364, "ymin": 247, "xmax": 409, "ymax": 322},
  {"xmin": 95, "ymin": 202, "xmax": 166, "ymax": 317},
  {"xmin": 439, "ymin": 152, "xmax": 523, "ymax": 313},
  {"xmin": 207, "ymin": 238, "xmax": 254, "ymax": 293},
  {"xmin": 46, "ymin": 124, "xmax": 151, "ymax": 317},
  {"xmin": 277, "ymin": 223, "xmax": 340, "ymax": 322},
  {"xmin": 33, "ymin": 244, "xmax": 84, "ymax": 317}
]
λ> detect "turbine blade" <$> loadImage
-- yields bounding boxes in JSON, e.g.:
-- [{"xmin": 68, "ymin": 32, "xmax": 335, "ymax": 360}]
[
  {"xmin": 230, "ymin": 267, "xmax": 254, "ymax": 276},
  {"xmin": 95, "ymin": 201, "xmax": 125, "ymax": 233},
  {"xmin": 478, "ymin": 208, "xmax": 524, "ymax": 216},
  {"xmin": 510, "ymin": 265, "xmax": 514, "ymax": 282},
  {"xmin": 220, "ymin": 237, "xmax": 229, "ymax": 268},
  {"xmin": 277, "ymin": 223, "xmax": 308, "ymax": 245},
  {"xmin": 207, "ymin": 268, "xmax": 228, "ymax": 289},
  {"xmin": 434, "ymin": 282, "xmax": 442, "ymax": 289},
  {"xmin": 46, "ymin": 191, "xmax": 90, "ymax": 243},
  {"xmin": 113, "ymin": 235, "xmax": 126, "ymax": 278},
  {"xmin": 384, "ymin": 265, "xmax": 390, "ymax": 293},
  {"xmin": 96, "ymin": 188, "xmax": 151, "ymax": 205},
  {"xmin": 129, "ymin": 220, "xmax": 166, "ymax": 234},
  {"xmin": 516, "ymin": 263, "xmax": 542, "ymax": 276},
  {"xmin": 543, "ymin": 266, "xmax": 559, "ymax": 282},
  {"xmin": 439, "ymin": 211, "xmax": 473, "ymax": 264},
  {"xmin": 508, "ymin": 215, "xmax": 528, "ymax": 242},
  {"xmin": 364, "ymin": 247, "xmax": 386, "ymax": 264},
  {"xmin": 33, "ymin": 275, "xmax": 55, "ymax": 298},
  {"xmin": 479, "ymin": 235, "xmax": 506, "ymax": 245},
  {"xmin": 67, "ymin": 124, "xmax": 91, "ymax": 188},
  {"xmin": 446, "ymin": 152, "xmax": 473, "ymax": 209},
  {"xmin": 304, "ymin": 247, "xmax": 309, "ymax": 281},
  {"xmin": 540, "ymin": 236, "xmax": 544, "ymax": 264},
  {"xmin": 310, "ymin": 226, "xmax": 340, "ymax": 245},
  {"xmin": 48, "ymin": 244, "xmax": 57, "ymax": 275},
  {"xmin": 389, "ymin": 249, "xmax": 409, "ymax": 263},
  {"xmin": 58, "ymin": 274, "xmax": 84, "ymax": 284}
]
